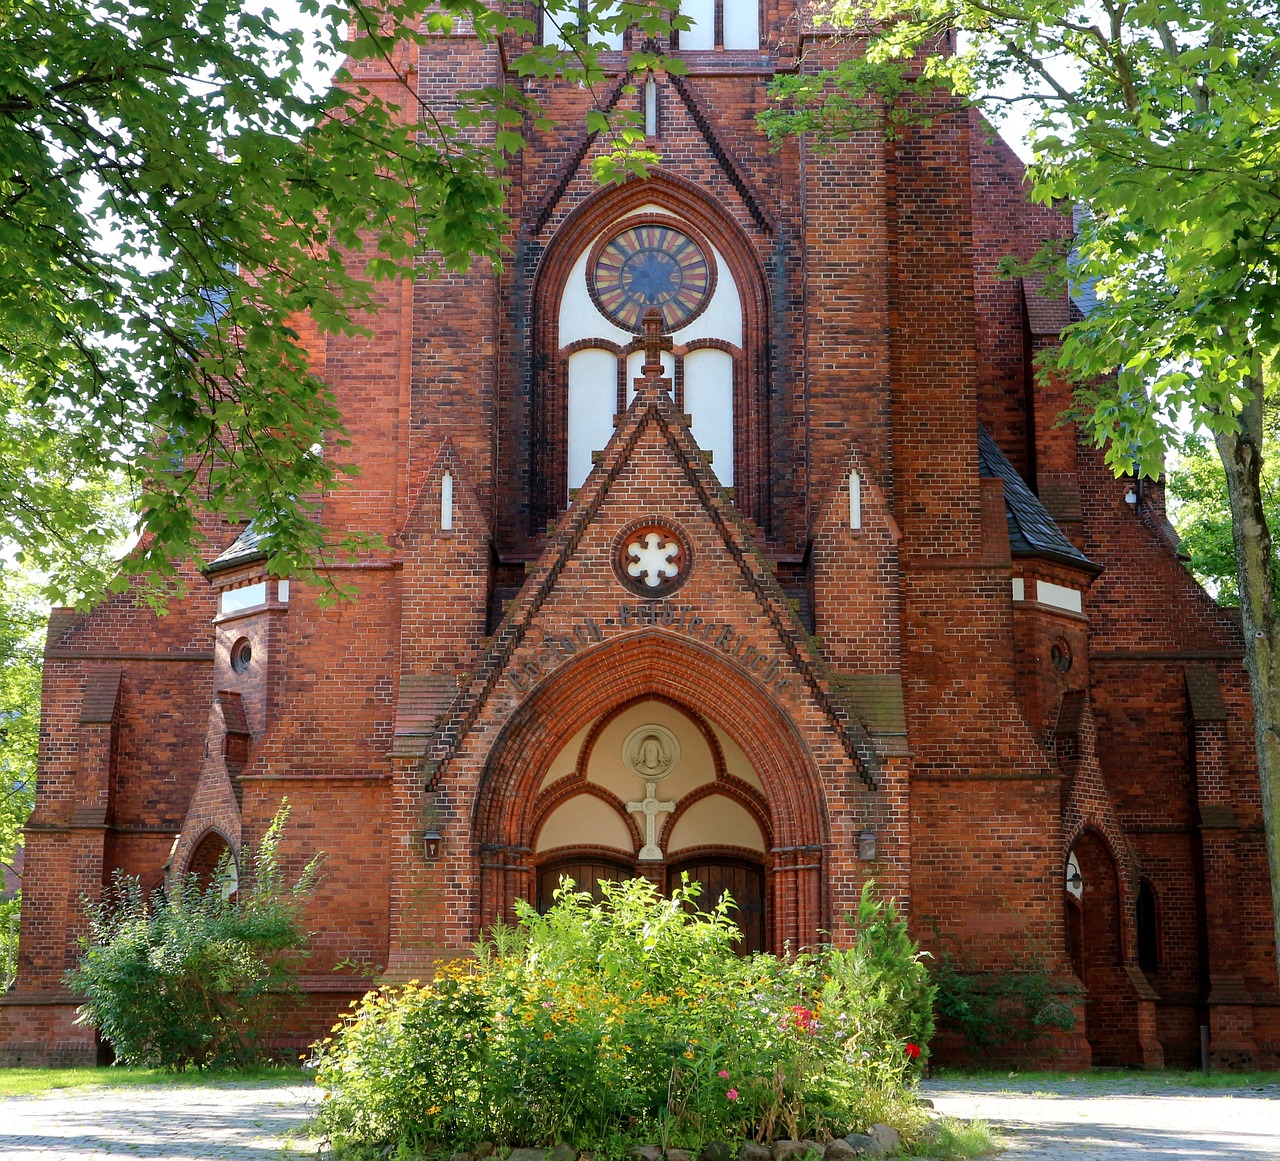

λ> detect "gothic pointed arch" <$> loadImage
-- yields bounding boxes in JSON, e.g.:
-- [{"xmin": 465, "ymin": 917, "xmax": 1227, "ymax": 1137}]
[
  {"xmin": 473, "ymin": 629, "xmax": 828, "ymax": 949},
  {"xmin": 530, "ymin": 173, "xmax": 771, "ymax": 531}
]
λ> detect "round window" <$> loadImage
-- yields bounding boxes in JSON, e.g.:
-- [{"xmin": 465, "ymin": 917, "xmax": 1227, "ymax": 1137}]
[
  {"xmin": 588, "ymin": 219, "xmax": 716, "ymax": 333},
  {"xmin": 230, "ymin": 638, "xmax": 253, "ymax": 673},
  {"xmin": 613, "ymin": 519, "xmax": 692, "ymax": 599},
  {"xmin": 1050, "ymin": 638, "xmax": 1073, "ymax": 674}
]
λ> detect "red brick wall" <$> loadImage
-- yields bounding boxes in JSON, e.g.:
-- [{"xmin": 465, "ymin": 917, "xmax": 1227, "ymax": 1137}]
[{"xmin": 4, "ymin": 24, "xmax": 1276, "ymax": 1070}]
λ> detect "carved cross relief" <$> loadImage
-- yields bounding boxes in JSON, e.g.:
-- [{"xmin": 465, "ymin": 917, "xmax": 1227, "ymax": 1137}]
[{"xmin": 627, "ymin": 780, "xmax": 676, "ymax": 861}]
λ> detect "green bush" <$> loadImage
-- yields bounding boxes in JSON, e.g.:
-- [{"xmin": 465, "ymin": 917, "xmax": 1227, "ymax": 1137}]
[
  {"xmin": 312, "ymin": 878, "xmax": 933, "ymax": 1158},
  {"xmin": 931, "ymin": 949, "xmax": 1082, "ymax": 1054},
  {"xmin": 67, "ymin": 804, "xmax": 319, "ymax": 1070}
]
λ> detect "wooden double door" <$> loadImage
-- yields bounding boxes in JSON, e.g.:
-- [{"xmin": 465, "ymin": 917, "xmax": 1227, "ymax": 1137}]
[{"xmin": 536, "ymin": 856, "xmax": 766, "ymax": 954}]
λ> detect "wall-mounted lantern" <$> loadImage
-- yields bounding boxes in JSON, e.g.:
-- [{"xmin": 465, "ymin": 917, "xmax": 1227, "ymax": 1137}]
[
  {"xmin": 857, "ymin": 829, "xmax": 877, "ymax": 861},
  {"xmin": 422, "ymin": 828, "xmax": 443, "ymax": 862}
]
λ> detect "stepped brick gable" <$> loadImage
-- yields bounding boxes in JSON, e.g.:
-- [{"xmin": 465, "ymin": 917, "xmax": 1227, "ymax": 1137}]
[{"xmin": 3, "ymin": 9, "xmax": 1276, "ymax": 1069}]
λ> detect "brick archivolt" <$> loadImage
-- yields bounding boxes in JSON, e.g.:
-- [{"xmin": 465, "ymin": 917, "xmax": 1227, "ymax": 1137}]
[
  {"xmin": 475, "ymin": 630, "xmax": 825, "ymax": 850},
  {"xmin": 472, "ymin": 630, "xmax": 831, "ymax": 941}
]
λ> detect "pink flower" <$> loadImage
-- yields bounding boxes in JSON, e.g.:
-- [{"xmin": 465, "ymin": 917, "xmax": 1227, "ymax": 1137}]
[
  {"xmin": 726, "ymin": 1088, "xmax": 739, "ymax": 1101},
  {"xmin": 717, "ymin": 1070, "xmax": 730, "ymax": 1079}
]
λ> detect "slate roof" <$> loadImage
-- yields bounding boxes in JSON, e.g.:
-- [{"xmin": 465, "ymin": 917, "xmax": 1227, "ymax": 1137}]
[
  {"xmin": 205, "ymin": 524, "xmax": 268, "ymax": 574},
  {"xmin": 1021, "ymin": 275, "xmax": 1072, "ymax": 336},
  {"xmin": 977, "ymin": 426, "xmax": 1100, "ymax": 573}
]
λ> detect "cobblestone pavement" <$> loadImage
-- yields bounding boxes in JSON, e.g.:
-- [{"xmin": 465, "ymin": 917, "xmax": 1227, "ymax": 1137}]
[
  {"xmin": 2, "ymin": 1076, "xmax": 1278, "ymax": 1159},
  {"xmin": 923, "ymin": 1075, "xmax": 1280, "ymax": 1159},
  {"xmin": 0, "ymin": 1081, "xmax": 320, "ymax": 1160}
]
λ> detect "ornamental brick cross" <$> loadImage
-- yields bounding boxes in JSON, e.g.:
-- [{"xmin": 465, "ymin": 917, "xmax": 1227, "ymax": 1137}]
[
  {"xmin": 641, "ymin": 305, "xmax": 672, "ymax": 376},
  {"xmin": 626, "ymin": 532, "xmax": 680, "ymax": 587},
  {"xmin": 627, "ymin": 780, "xmax": 676, "ymax": 861}
]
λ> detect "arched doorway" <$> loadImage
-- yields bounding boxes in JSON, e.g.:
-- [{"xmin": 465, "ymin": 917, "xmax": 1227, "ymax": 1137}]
[
  {"xmin": 474, "ymin": 631, "xmax": 829, "ymax": 950},
  {"xmin": 185, "ymin": 830, "xmax": 238, "ymax": 898},
  {"xmin": 529, "ymin": 697, "xmax": 770, "ymax": 948},
  {"xmin": 1067, "ymin": 830, "xmax": 1140, "ymax": 1065}
]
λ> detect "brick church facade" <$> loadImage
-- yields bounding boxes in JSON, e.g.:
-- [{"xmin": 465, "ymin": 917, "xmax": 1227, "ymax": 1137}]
[{"xmin": 3, "ymin": 6, "xmax": 1278, "ymax": 1068}]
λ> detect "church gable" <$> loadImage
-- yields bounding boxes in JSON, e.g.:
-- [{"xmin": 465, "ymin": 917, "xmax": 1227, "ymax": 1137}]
[
  {"xmin": 419, "ymin": 359, "xmax": 877, "ymax": 794},
  {"xmin": 524, "ymin": 76, "xmax": 772, "ymax": 244}
]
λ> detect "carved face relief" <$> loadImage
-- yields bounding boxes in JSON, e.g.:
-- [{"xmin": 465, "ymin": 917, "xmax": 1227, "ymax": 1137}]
[
  {"xmin": 614, "ymin": 520, "xmax": 691, "ymax": 598},
  {"xmin": 622, "ymin": 723, "xmax": 682, "ymax": 782}
]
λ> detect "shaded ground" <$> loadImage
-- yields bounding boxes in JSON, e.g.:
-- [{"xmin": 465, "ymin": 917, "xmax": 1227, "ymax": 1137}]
[
  {"xmin": 923, "ymin": 1074, "xmax": 1280, "ymax": 1159},
  {"xmin": 1, "ymin": 1074, "xmax": 1277, "ymax": 1159},
  {"xmin": 0, "ymin": 1079, "xmax": 320, "ymax": 1159}
]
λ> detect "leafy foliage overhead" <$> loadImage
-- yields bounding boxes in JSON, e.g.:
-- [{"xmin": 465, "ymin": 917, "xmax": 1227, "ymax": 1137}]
[
  {"xmin": 0, "ymin": 0, "xmax": 682, "ymax": 605},
  {"xmin": 762, "ymin": 0, "xmax": 1280, "ymax": 474}
]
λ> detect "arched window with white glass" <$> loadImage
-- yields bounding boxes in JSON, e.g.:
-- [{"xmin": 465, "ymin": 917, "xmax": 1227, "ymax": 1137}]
[
  {"xmin": 675, "ymin": 0, "xmax": 759, "ymax": 50},
  {"xmin": 556, "ymin": 212, "xmax": 744, "ymax": 496}
]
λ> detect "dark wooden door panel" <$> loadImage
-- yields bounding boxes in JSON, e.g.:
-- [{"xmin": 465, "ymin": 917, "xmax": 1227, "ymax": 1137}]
[
  {"xmin": 537, "ymin": 859, "xmax": 632, "ymax": 912},
  {"xmin": 668, "ymin": 858, "xmax": 766, "ymax": 953}
]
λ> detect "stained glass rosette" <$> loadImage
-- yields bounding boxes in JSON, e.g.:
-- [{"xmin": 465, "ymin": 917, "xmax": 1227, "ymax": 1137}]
[{"xmin": 589, "ymin": 221, "xmax": 716, "ymax": 333}]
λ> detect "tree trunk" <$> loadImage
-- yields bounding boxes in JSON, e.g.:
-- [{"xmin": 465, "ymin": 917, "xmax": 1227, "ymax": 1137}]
[{"xmin": 1214, "ymin": 378, "xmax": 1280, "ymax": 987}]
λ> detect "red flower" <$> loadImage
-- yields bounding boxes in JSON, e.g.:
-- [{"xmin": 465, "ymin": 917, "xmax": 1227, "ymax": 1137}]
[
  {"xmin": 790, "ymin": 1005, "xmax": 816, "ymax": 1033},
  {"xmin": 905, "ymin": 1042, "xmax": 921, "ymax": 1059}
]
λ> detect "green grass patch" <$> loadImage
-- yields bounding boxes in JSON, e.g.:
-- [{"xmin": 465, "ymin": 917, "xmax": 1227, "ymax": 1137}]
[
  {"xmin": 908, "ymin": 1117, "xmax": 999, "ymax": 1158},
  {"xmin": 0, "ymin": 1064, "xmax": 307, "ymax": 1098},
  {"xmin": 1170, "ymin": 1069, "xmax": 1280, "ymax": 1089}
]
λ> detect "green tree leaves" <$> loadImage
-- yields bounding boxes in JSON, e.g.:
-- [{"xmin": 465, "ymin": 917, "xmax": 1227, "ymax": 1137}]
[
  {"xmin": 0, "ymin": 571, "xmax": 42, "ymax": 895},
  {"xmin": 1, "ymin": 0, "xmax": 681, "ymax": 605}
]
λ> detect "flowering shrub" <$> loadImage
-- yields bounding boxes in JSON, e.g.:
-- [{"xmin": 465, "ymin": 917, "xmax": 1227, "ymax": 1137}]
[
  {"xmin": 312, "ymin": 878, "xmax": 933, "ymax": 1158},
  {"xmin": 67, "ymin": 803, "xmax": 319, "ymax": 1071}
]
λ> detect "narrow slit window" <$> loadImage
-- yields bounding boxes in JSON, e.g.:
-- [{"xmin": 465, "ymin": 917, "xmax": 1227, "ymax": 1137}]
[
  {"xmin": 441, "ymin": 470, "xmax": 454, "ymax": 530},
  {"xmin": 849, "ymin": 468, "xmax": 862, "ymax": 530}
]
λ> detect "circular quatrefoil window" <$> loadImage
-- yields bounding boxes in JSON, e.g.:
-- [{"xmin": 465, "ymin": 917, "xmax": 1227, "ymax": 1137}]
[
  {"xmin": 588, "ymin": 220, "xmax": 716, "ymax": 333},
  {"xmin": 614, "ymin": 520, "xmax": 691, "ymax": 599}
]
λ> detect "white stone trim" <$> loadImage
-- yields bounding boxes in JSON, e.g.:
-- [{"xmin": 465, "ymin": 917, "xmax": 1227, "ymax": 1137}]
[{"xmin": 1036, "ymin": 580, "xmax": 1083, "ymax": 613}]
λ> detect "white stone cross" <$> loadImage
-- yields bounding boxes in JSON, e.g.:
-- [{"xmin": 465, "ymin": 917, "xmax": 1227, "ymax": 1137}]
[
  {"xmin": 627, "ymin": 780, "xmax": 677, "ymax": 861},
  {"xmin": 626, "ymin": 532, "xmax": 680, "ymax": 587}
]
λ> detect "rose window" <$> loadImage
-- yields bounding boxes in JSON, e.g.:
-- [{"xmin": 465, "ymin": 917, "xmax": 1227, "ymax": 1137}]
[{"xmin": 614, "ymin": 520, "xmax": 691, "ymax": 598}]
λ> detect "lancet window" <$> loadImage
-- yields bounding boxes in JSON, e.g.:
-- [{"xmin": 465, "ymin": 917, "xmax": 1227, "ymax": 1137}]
[
  {"xmin": 557, "ymin": 211, "xmax": 743, "ymax": 495},
  {"xmin": 540, "ymin": 0, "xmax": 760, "ymax": 51}
]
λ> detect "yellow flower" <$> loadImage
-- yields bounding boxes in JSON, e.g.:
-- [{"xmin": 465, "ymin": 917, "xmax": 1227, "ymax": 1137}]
[{"xmin": 427, "ymin": 1106, "xmax": 442, "ymax": 1115}]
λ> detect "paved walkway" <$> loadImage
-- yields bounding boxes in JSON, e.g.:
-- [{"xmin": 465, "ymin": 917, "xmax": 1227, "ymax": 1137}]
[
  {"xmin": 922, "ymin": 1075, "xmax": 1280, "ymax": 1159},
  {"xmin": 0, "ymin": 1080, "xmax": 320, "ymax": 1159},
  {"xmin": 0, "ymin": 1075, "xmax": 1277, "ymax": 1159}
]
